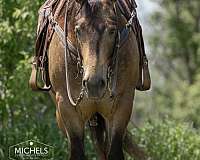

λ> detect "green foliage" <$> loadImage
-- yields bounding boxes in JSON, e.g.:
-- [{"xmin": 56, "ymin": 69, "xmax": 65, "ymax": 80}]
[
  {"xmin": 0, "ymin": 57, "xmax": 68, "ymax": 160},
  {"xmin": 0, "ymin": 0, "xmax": 46, "ymax": 127},
  {"xmin": 132, "ymin": 120, "xmax": 200, "ymax": 160},
  {"xmin": 0, "ymin": 0, "xmax": 43, "ymax": 73},
  {"xmin": 172, "ymin": 75, "xmax": 200, "ymax": 128},
  {"xmin": 0, "ymin": 0, "xmax": 70, "ymax": 159},
  {"xmin": 148, "ymin": 0, "xmax": 200, "ymax": 83},
  {"xmin": 134, "ymin": 0, "xmax": 200, "ymax": 127}
]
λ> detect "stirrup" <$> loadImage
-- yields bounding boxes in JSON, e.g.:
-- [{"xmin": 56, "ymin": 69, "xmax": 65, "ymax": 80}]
[
  {"xmin": 136, "ymin": 56, "xmax": 151, "ymax": 91},
  {"xmin": 29, "ymin": 59, "xmax": 51, "ymax": 91}
]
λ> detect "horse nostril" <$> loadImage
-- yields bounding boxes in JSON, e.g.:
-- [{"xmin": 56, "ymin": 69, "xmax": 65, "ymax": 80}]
[
  {"xmin": 82, "ymin": 79, "xmax": 88, "ymax": 88},
  {"xmin": 99, "ymin": 79, "xmax": 105, "ymax": 89}
]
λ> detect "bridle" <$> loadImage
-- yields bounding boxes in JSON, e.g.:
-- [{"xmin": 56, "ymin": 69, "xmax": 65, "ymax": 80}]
[{"xmin": 49, "ymin": 0, "xmax": 136, "ymax": 107}]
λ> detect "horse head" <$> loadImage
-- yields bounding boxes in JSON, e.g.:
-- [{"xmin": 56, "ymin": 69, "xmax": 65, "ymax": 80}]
[{"xmin": 74, "ymin": 0, "xmax": 125, "ymax": 99}]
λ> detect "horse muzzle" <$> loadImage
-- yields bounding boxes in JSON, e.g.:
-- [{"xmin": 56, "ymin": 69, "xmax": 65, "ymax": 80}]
[{"xmin": 83, "ymin": 76, "xmax": 106, "ymax": 99}]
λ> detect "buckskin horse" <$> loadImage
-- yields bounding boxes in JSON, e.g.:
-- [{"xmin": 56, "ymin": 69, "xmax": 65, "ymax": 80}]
[{"xmin": 29, "ymin": 0, "xmax": 151, "ymax": 159}]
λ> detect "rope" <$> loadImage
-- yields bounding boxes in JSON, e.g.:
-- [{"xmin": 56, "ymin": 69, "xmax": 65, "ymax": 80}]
[{"xmin": 64, "ymin": 0, "xmax": 84, "ymax": 107}]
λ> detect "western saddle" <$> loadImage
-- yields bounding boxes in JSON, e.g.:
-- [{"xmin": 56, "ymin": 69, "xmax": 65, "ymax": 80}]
[{"xmin": 29, "ymin": 0, "xmax": 151, "ymax": 92}]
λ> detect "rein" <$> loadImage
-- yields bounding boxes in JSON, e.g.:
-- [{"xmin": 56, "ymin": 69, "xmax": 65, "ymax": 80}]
[
  {"xmin": 107, "ymin": 3, "xmax": 121, "ymax": 98},
  {"xmin": 63, "ymin": 0, "xmax": 85, "ymax": 107}
]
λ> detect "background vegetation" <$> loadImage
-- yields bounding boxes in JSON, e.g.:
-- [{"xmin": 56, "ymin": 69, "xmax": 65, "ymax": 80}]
[{"xmin": 0, "ymin": 0, "xmax": 200, "ymax": 159}]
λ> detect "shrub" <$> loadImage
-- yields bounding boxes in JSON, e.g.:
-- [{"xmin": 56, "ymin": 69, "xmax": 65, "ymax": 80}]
[{"xmin": 131, "ymin": 120, "xmax": 200, "ymax": 160}]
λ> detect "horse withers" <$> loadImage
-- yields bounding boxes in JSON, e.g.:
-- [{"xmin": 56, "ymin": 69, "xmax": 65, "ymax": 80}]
[{"xmin": 34, "ymin": 0, "xmax": 149, "ymax": 159}]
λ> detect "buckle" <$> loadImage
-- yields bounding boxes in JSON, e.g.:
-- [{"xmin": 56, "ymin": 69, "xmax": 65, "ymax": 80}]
[
  {"xmin": 39, "ymin": 56, "xmax": 47, "ymax": 63},
  {"xmin": 31, "ymin": 57, "xmax": 38, "ymax": 66},
  {"xmin": 143, "ymin": 56, "xmax": 148, "ymax": 65}
]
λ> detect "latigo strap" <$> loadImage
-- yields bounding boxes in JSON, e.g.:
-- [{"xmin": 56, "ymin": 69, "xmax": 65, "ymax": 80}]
[{"xmin": 117, "ymin": 0, "xmax": 151, "ymax": 91}]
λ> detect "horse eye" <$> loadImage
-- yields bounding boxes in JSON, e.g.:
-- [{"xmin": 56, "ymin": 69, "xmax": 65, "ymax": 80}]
[{"xmin": 108, "ymin": 28, "xmax": 116, "ymax": 35}]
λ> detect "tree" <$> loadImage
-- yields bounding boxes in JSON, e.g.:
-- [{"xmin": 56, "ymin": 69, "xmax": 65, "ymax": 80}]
[
  {"xmin": 150, "ymin": 0, "xmax": 200, "ymax": 84},
  {"xmin": 134, "ymin": 0, "xmax": 200, "ymax": 126}
]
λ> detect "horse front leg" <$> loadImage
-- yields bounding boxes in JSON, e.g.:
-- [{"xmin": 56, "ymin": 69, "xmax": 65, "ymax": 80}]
[
  {"xmin": 55, "ymin": 92, "xmax": 86, "ymax": 160},
  {"xmin": 107, "ymin": 91, "xmax": 135, "ymax": 160}
]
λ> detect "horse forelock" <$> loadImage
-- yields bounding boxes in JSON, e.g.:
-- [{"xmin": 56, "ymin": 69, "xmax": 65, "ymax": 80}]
[
  {"xmin": 80, "ymin": 0, "xmax": 103, "ymax": 17},
  {"xmin": 67, "ymin": 0, "xmax": 114, "ymax": 14}
]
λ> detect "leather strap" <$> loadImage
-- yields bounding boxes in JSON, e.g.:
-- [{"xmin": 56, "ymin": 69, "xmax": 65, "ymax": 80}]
[
  {"xmin": 117, "ymin": 0, "xmax": 151, "ymax": 91},
  {"xmin": 29, "ymin": 58, "xmax": 51, "ymax": 91},
  {"xmin": 53, "ymin": 22, "xmax": 78, "ymax": 56},
  {"xmin": 135, "ymin": 19, "xmax": 151, "ymax": 91}
]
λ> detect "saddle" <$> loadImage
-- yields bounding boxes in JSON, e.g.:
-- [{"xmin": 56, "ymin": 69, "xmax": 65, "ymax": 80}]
[{"xmin": 29, "ymin": 0, "xmax": 151, "ymax": 91}]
